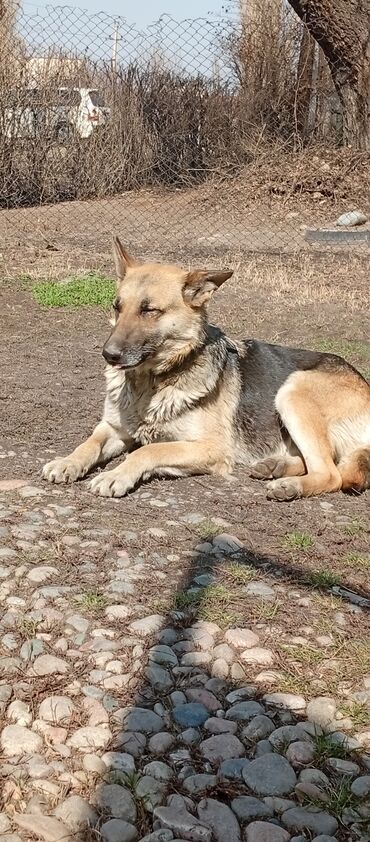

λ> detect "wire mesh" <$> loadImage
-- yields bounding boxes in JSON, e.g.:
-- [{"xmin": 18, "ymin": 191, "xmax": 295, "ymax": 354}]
[{"xmin": 0, "ymin": 0, "xmax": 369, "ymax": 258}]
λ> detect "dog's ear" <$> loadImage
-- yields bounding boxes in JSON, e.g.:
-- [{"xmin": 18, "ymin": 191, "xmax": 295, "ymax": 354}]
[
  {"xmin": 112, "ymin": 236, "xmax": 138, "ymax": 282},
  {"xmin": 183, "ymin": 268, "xmax": 233, "ymax": 307}
]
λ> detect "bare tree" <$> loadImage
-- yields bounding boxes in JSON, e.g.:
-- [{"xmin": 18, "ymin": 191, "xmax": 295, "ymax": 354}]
[{"xmin": 286, "ymin": 0, "xmax": 370, "ymax": 149}]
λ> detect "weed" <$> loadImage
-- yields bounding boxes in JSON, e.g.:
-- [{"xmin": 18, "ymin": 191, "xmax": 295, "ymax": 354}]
[
  {"xmin": 339, "ymin": 700, "xmax": 370, "ymax": 729},
  {"xmin": 284, "ymin": 531, "xmax": 313, "ymax": 551},
  {"xmin": 343, "ymin": 519, "xmax": 368, "ymax": 536},
  {"xmin": 225, "ymin": 562, "xmax": 255, "ymax": 584},
  {"xmin": 304, "ymin": 777, "xmax": 356, "ymax": 818},
  {"xmin": 281, "ymin": 643, "xmax": 325, "ymax": 667},
  {"xmin": 308, "ymin": 569, "xmax": 340, "ymax": 589},
  {"xmin": 340, "ymin": 552, "xmax": 370, "ymax": 572},
  {"xmin": 18, "ymin": 617, "xmax": 40, "ymax": 639},
  {"xmin": 196, "ymin": 519, "xmax": 223, "ymax": 540},
  {"xmin": 75, "ymin": 589, "xmax": 107, "ymax": 612},
  {"xmin": 32, "ymin": 273, "xmax": 115, "ymax": 307},
  {"xmin": 255, "ymin": 599, "xmax": 281, "ymax": 621},
  {"xmin": 173, "ymin": 590, "xmax": 202, "ymax": 610},
  {"xmin": 312, "ymin": 731, "xmax": 352, "ymax": 763},
  {"xmin": 110, "ymin": 771, "xmax": 142, "ymax": 793},
  {"xmin": 198, "ymin": 583, "xmax": 241, "ymax": 628}
]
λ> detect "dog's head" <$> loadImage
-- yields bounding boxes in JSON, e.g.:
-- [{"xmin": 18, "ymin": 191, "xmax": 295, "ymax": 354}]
[{"xmin": 102, "ymin": 236, "xmax": 233, "ymax": 373}]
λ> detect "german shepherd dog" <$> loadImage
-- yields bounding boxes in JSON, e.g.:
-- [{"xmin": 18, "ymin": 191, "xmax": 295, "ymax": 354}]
[{"xmin": 43, "ymin": 238, "xmax": 370, "ymax": 501}]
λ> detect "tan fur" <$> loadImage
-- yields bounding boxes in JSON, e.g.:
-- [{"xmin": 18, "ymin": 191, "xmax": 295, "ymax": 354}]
[{"xmin": 43, "ymin": 240, "xmax": 370, "ymax": 502}]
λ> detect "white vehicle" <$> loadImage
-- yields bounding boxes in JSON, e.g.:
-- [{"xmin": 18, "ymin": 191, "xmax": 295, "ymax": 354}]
[{"xmin": 2, "ymin": 87, "xmax": 109, "ymax": 141}]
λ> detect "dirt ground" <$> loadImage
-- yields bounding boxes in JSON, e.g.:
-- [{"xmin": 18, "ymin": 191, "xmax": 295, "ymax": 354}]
[{"xmin": 0, "ymin": 244, "xmax": 369, "ymax": 601}]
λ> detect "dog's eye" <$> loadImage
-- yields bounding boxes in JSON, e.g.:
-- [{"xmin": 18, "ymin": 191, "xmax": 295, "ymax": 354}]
[
  {"xmin": 140, "ymin": 302, "xmax": 163, "ymax": 316},
  {"xmin": 113, "ymin": 299, "xmax": 121, "ymax": 313}
]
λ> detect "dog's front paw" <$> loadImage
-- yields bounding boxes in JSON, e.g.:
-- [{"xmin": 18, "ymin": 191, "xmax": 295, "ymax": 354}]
[
  {"xmin": 266, "ymin": 477, "xmax": 302, "ymax": 502},
  {"xmin": 89, "ymin": 468, "xmax": 134, "ymax": 498},
  {"xmin": 42, "ymin": 457, "xmax": 84, "ymax": 484}
]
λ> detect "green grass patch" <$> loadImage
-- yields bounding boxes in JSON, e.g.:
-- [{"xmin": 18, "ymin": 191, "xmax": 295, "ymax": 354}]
[
  {"xmin": 284, "ymin": 531, "xmax": 313, "ymax": 551},
  {"xmin": 75, "ymin": 589, "xmax": 107, "ymax": 612},
  {"xmin": 312, "ymin": 730, "xmax": 353, "ymax": 763},
  {"xmin": 308, "ymin": 569, "xmax": 340, "ymax": 589},
  {"xmin": 32, "ymin": 273, "xmax": 115, "ymax": 307},
  {"xmin": 340, "ymin": 552, "xmax": 370, "ymax": 572},
  {"xmin": 196, "ymin": 519, "xmax": 223, "ymax": 540}
]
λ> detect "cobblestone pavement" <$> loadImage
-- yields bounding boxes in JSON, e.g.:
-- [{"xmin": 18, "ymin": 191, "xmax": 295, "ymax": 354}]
[{"xmin": 0, "ymin": 442, "xmax": 370, "ymax": 842}]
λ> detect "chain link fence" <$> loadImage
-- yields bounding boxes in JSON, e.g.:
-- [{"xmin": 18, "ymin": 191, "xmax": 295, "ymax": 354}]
[{"xmin": 0, "ymin": 0, "xmax": 369, "ymax": 258}]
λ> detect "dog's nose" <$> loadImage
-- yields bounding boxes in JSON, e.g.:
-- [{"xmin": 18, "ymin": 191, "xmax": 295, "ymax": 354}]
[{"xmin": 102, "ymin": 342, "xmax": 122, "ymax": 365}]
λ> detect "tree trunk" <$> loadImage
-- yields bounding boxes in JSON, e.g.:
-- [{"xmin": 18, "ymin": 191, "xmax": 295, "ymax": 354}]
[
  {"xmin": 286, "ymin": 0, "xmax": 370, "ymax": 150},
  {"xmin": 296, "ymin": 26, "xmax": 315, "ymax": 140}
]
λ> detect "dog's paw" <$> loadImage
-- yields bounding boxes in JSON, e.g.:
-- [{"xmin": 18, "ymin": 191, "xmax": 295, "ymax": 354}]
[
  {"xmin": 250, "ymin": 457, "xmax": 278, "ymax": 480},
  {"xmin": 42, "ymin": 457, "xmax": 83, "ymax": 484},
  {"xmin": 89, "ymin": 469, "xmax": 134, "ymax": 498},
  {"xmin": 266, "ymin": 477, "xmax": 302, "ymax": 502}
]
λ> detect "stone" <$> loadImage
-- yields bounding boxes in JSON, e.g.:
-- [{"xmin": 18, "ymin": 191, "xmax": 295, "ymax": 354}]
[
  {"xmin": 306, "ymin": 697, "xmax": 336, "ymax": 726},
  {"xmin": 39, "ymin": 695, "xmax": 75, "ymax": 724},
  {"xmin": 245, "ymin": 822, "xmax": 290, "ymax": 842},
  {"xmin": 183, "ymin": 775, "xmax": 218, "ymax": 795},
  {"xmin": 243, "ymin": 754, "xmax": 297, "ymax": 796},
  {"xmin": 212, "ymin": 533, "xmax": 243, "ymax": 554},
  {"xmin": 299, "ymin": 769, "xmax": 330, "ymax": 788},
  {"xmin": 102, "ymin": 752, "xmax": 135, "ymax": 774},
  {"xmin": 263, "ymin": 692, "xmax": 306, "ymax": 712},
  {"xmin": 211, "ymin": 658, "xmax": 229, "ymax": 679},
  {"xmin": 54, "ymin": 796, "xmax": 97, "ymax": 831},
  {"xmin": 197, "ymin": 798, "xmax": 241, "ymax": 842},
  {"xmin": 94, "ymin": 784, "xmax": 136, "ymax": 822},
  {"xmin": 146, "ymin": 664, "xmax": 173, "ymax": 691},
  {"xmin": 154, "ymin": 803, "xmax": 212, "ymax": 842},
  {"xmin": 326, "ymin": 757, "xmax": 360, "ymax": 776},
  {"xmin": 123, "ymin": 707, "xmax": 164, "ymax": 734},
  {"xmin": 149, "ymin": 732, "xmax": 175, "ymax": 755},
  {"xmin": 0, "ymin": 479, "xmax": 28, "ymax": 491},
  {"xmin": 245, "ymin": 581, "xmax": 275, "ymax": 599},
  {"xmin": 219, "ymin": 759, "xmax": 249, "ymax": 781},
  {"xmin": 182, "ymin": 652, "xmax": 212, "ymax": 667},
  {"xmin": 1, "ymin": 725, "xmax": 43, "ymax": 756},
  {"xmin": 13, "ymin": 814, "xmax": 72, "ymax": 842},
  {"xmin": 32, "ymin": 655, "xmax": 69, "ymax": 676},
  {"xmin": 105, "ymin": 605, "xmax": 131, "ymax": 621},
  {"xmin": 226, "ymin": 687, "xmax": 257, "ymax": 704},
  {"xmin": 200, "ymin": 734, "xmax": 245, "ymax": 763},
  {"xmin": 83, "ymin": 754, "xmax": 107, "ymax": 775},
  {"xmin": 226, "ymin": 701, "xmax": 265, "ymax": 722},
  {"xmin": 212, "ymin": 643, "xmax": 235, "ymax": 663},
  {"xmin": 139, "ymin": 833, "xmax": 174, "ymax": 842},
  {"xmin": 336, "ymin": 210, "xmax": 367, "ymax": 226},
  {"xmin": 136, "ymin": 776, "xmax": 167, "ymax": 811},
  {"xmin": 7, "ymin": 700, "xmax": 32, "ymax": 726},
  {"xmin": 255, "ymin": 740, "xmax": 273, "ymax": 757},
  {"xmin": 225, "ymin": 628, "xmax": 259, "ymax": 649},
  {"xmin": 0, "ymin": 815, "xmax": 11, "ymax": 833},
  {"xmin": 242, "ymin": 716, "xmax": 275, "ymax": 742},
  {"xmin": 144, "ymin": 761, "xmax": 174, "ymax": 782},
  {"xmin": 231, "ymin": 796, "xmax": 273, "ymax": 822},
  {"xmin": 286, "ymin": 741, "xmax": 315, "ymax": 769},
  {"xmin": 204, "ymin": 717, "xmax": 237, "ymax": 735},
  {"xmin": 268, "ymin": 725, "xmax": 303, "ymax": 749},
  {"xmin": 149, "ymin": 645, "xmax": 178, "ymax": 667},
  {"xmin": 101, "ymin": 819, "xmax": 138, "ymax": 842},
  {"xmin": 240, "ymin": 648, "xmax": 274, "ymax": 666},
  {"xmin": 67, "ymin": 726, "xmax": 111, "ymax": 751},
  {"xmin": 27, "ymin": 566, "xmax": 59, "ymax": 583},
  {"xmin": 115, "ymin": 731, "xmax": 146, "ymax": 756},
  {"xmin": 351, "ymin": 775, "xmax": 370, "ymax": 797},
  {"xmin": 181, "ymin": 728, "xmax": 201, "ymax": 745},
  {"xmin": 282, "ymin": 807, "xmax": 338, "ymax": 836},
  {"xmin": 128, "ymin": 615, "xmax": 165, "ymax": 636},
  {"xmin": 186, "ymin": 688, "xmax": 221, "ymax": 712},
  {"xmin": 172, "ymin": 703, "xmax": 209, "ymax": 728}
]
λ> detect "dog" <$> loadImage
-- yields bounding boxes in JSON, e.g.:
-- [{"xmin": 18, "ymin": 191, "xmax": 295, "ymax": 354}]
[{"xmin": 42, "ymin": 237, "xmax": 370, "ymax": 501}]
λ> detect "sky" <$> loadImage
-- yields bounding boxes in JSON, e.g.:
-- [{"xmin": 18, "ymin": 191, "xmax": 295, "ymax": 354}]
[{"xmin": 22, "ymin": 0, "xmax": 227, "ymax": 29}]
